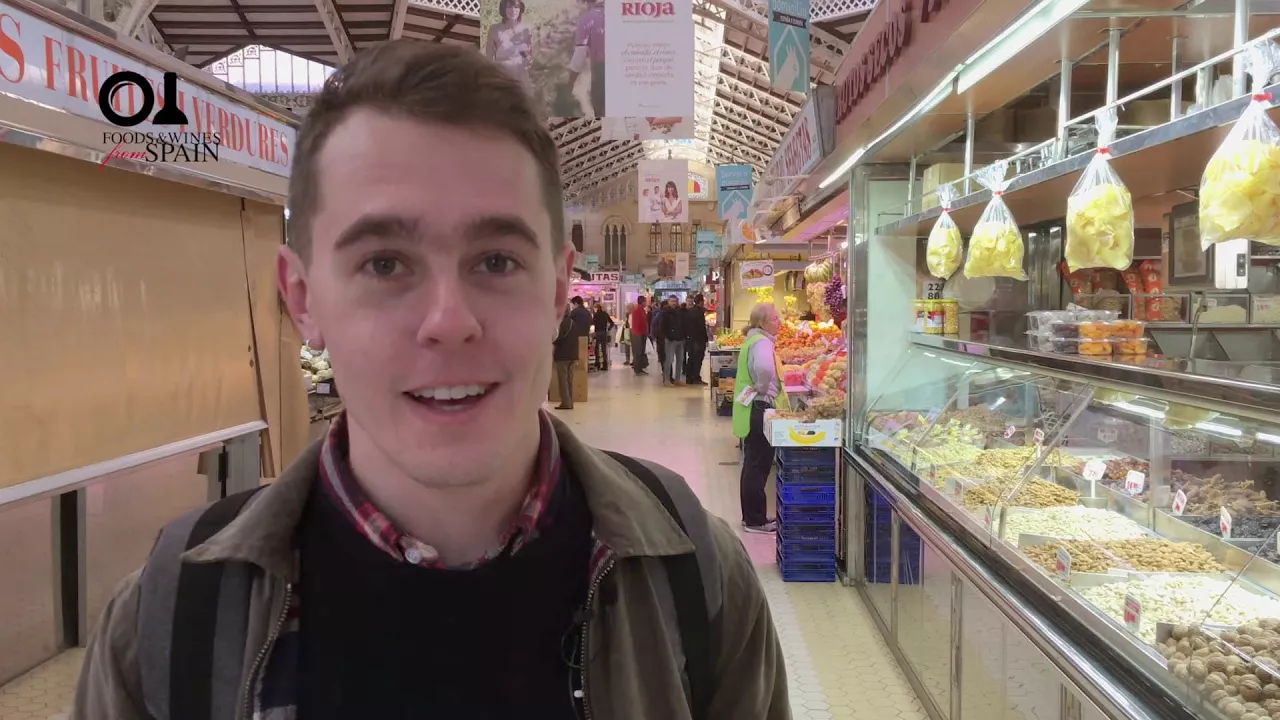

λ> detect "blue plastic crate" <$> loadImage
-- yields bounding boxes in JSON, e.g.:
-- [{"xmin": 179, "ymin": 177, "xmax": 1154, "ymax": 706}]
[
  {"xmin": 777, "ymin": 550, "xmax": 836, "ymax": 583},
  {"xmin": 777, "ymin": 482, "xmax": 836, "ymax": 506},
  {"xmin": 775, "ymin": 448, "xmax": 836, "ymax": 472},
  {"xmin": 867, "ymin": 559, "xmax": 892, "ymax": 584},
  {"xmin": 777, "ymin": 501, "xmax": 836, "ymax": 524},
  {"xmin": 779, "ymin": 536, "xmax": 835, "ymax": 563},
  {"xmin": 777, "ymin": 468, "xmax": 837, "ymax": 487},
  {"xmin": 778, "ymin": 522, "xmax": 835, "ymax": 542}
]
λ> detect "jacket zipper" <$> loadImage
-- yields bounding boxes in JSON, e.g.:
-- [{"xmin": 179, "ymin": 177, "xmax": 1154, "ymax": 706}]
[
  {"xmin": 241, "ymin": 583, "xmax": 292, "ymax": 720},
  {"xmin": 578, "ymin": 556, "xmax": 616, "ymax": 720}
]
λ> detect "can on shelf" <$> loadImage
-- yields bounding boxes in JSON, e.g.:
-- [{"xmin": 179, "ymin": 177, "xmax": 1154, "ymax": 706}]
[
  {"xmin": 940, "ymin": 299, "xmax": 959, "ymax": 335},
  {"xmin": 924, "ymin": 301, "xmax": 944, "ymax": 335},
  {"xmin": 911, "ymin": 299, "xmax": 928, "ymax": 333}
]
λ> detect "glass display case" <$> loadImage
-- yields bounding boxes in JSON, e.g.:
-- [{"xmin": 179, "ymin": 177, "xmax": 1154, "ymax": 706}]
[{"xmin": 855, "ymin": 340, "xmax": 1280, "ymax": 719}]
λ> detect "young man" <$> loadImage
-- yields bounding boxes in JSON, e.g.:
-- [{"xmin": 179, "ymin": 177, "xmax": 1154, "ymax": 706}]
[
  {"xmin": 659, "ymin": 295, "xmax": 687, "ymax": 387},
  {"xmin": 684, "ymin": 293, "xmax": 709, "ymax": 385},
  {"xmin": 72, "ymin": 42, "xmax": 787, "ymax": 719}
]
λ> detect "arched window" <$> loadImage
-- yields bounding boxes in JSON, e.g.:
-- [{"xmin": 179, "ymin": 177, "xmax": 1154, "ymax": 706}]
[
  {"xmin": 650, "ymin": 223, "xmax": 661, "ymax": 254},
  {"xmin": 670, "ymin": 224, "xmax": 684, "ymax": 252},
  {"xmin": 205, "ymin": 45, "xmax": 334, "ymax": 94},
  {"xmin": 603, "ymin": 220, "xmax": 629, "ymax": 269},
  {"xmin": 571, "ymin": 221, "xmax": 584, "ymax": 253}
]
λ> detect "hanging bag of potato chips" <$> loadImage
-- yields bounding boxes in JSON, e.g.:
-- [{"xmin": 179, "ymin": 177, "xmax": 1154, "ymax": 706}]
[
  {"xmin": 926, "ymin": 183, "xmax": 963, "ymax": 279},
  {"xmin": 1200, "ymin": 41, "xmax": 1280, "ymax": 249},
  {"xmin": 963, "ymin": 160, "xmax": 1027, "ymax": 280},
  {"xmin": 1065, "ymin": 108, "xmax": 1134, "ymax": 272}
]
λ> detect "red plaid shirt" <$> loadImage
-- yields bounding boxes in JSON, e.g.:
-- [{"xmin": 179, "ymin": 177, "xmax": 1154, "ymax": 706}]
[{"xmin": 318, "ymin": 410, "xmax": 563, "ymax": 569}]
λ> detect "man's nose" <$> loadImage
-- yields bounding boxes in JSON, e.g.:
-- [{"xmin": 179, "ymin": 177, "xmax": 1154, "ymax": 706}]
[{"xmin": 414, "ymin": 277, "xmax": 482, "ymax": 346}]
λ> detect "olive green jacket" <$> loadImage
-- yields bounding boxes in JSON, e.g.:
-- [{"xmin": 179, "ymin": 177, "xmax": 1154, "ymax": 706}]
[{"xmin": 71, "ymin": 416, "xmax": 790, "ymax": 719}]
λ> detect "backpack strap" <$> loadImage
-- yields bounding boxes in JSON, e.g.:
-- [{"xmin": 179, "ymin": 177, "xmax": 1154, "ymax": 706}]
[
  {"xmin": 138, "ymin": 488, "xmax": 262, "ymax": 720},
  {"xmin": 603, "ymin": 451, "xmax": 720, "ymax": 720}
]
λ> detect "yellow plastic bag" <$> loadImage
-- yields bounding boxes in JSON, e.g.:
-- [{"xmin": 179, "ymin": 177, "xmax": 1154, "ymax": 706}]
[
  {"xmin": 1200, "ymin": 42, "xmax": 1280, "ymax": 249},
  {"xmin": 963, "ymin": 161, "xmax": 1027, "ymax": 280},
  {"xmin": 1065, "ymin": 108, "xmax": 1134, "ymax": 272},
  {"xmin": 926, "ymin": 183, "xmax": 963, "ymax": 279}
]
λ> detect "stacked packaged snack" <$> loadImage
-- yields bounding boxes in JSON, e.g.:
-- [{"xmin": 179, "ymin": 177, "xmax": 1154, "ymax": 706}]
[
  {"xmin": 1200, "ymin": 41, "xmax": 1280, "ymax": 248},
  {"xmin": 926, "ymin": 183, "xmax": 963, "ymax": 279},
  {"xmin": 1121, "ymin": 264, "xmax": 1145, "ymax": 320},
  {"xmin": 964, "ymin": 161, "xmax": 1027, "ymax": 280},
  {"xmin": 1139, "ymin": 259, "xmax": 1164, "ymax": 321},
  {"xmin": 1065, "ymin": 109, "xmax": 1135, "ymax": 272}
]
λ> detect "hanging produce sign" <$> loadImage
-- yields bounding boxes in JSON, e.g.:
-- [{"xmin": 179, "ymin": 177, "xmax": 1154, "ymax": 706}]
[
  {"xmin": 739, "ymin": 259, "xmax": 774, "ymax": 288},
  {"xmin": 834, "ymin": 0, "xmax": 912, "ymax": 124},
  {"xmin": 768, "ymin": 0, "xmax": 810, "ymax": 93},
  {"xmin": 754, "ymin": 87, "xmax": 833, "ymax": 213}
]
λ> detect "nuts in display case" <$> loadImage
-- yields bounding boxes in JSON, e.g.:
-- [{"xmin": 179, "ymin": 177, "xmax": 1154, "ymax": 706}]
[
  {"xmin": 1195, "ymin": 294, "xmax": 1251, "ymax": 323},
  {"xmin": 1002, "ymin": 506, "xmax": 1149, "ymax": 540},
  {"xmin": 962, "ymin": 477, "xmax": 1079, "ymax": 509},
  {"xmin": 1181, "ymin": 515, "xmax": 1280, "ymax": 539},
  {"xmin": 1023, "ymin": 539, "xmax": 1225, "ymax": 574},
  {"xmin": 1253, "ymin": 295, "xmax": 1280, "ymax": 324},
  {"xmin": 1171, "ymin": 471, "xmax": 1277, "ymax": 517},
  {"xmin": 1077, "ymin": 575, "xmax": 1280, "ymax": 643},
  {"xmin": 1157, "ymin": 620, "xmax": 1280, "ymax": 719}
]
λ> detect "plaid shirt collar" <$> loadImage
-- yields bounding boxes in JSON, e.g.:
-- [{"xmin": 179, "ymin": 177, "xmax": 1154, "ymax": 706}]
[{"xmin": 317, "ymin": 409, "xmax": 562, "ymax": 570}]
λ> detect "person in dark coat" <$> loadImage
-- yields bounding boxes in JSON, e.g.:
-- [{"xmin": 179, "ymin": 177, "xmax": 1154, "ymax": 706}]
[
  {"xmin": 569, "ymin": 296, "xmax": 593, "ymax": 337},
  {"xmin": 656, "ymin": 295, "xmax": 687, "ymax": 386},
  {"xmin": 591, "ymin": 303, "xmax": 615, "ymax": 371},
  {"xmin": 552, "ymin": 306, "xmax": 578, "ymax": 409},
  {"xmin": 683, "ymin": 294, "xmax": 710, "ymax": 385}
]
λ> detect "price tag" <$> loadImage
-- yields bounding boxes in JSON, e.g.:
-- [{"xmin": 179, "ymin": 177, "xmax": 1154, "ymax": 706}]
[
  {"xmin": 1123, "ymin": 594, "xmax": 1142, "ymax": 633},
  {"xmin": 1055, "ymin": 547, "xmax": 1072, "ymax": 581},
  {"xmin": 1172, "ymin": 489, "xmax": 1188, "ymax": 516},
  {"xmin": 923, "ymin": 280, "xmax": 945, "ymax": 299},
  {"xmin": 1097, "ymin": 426, "xmax": 1118, "ymax": 444},
  {"xmin": 736, "ymin": 386, "xmax": 758, "ymax": 407},
  {"xmin": 316, "ymin": 383, "xmax": 331, "ymax": 394},
  {"xmin": 1082, "ymin": 459, "xmax": 1108, "ymax": 483},
  {"xmin": 944, "ymin": 474, "xmax": 957, "ymax": 497},
  {"xmin": 1003, "ymin": 425, "xmax": 1015, "ymax": 439},
  {"xmin": 1221, "ymin": 507, "xmax": 1233, "ymax": 539},
  {"xmin": 925, "ymin": 407, "xmax": 941, "ymax": 424},
  {"xmin": 1033, "ymin": 428, "xmax": 1045, "ymax": 446},
  {"xmin": 1124, "ymin": 470, "xmax": 1146, "ymax": 496}
]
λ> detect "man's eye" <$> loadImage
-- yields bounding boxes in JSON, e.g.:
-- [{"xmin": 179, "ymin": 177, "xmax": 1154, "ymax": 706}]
[
  {"xmin": 479, "ymin": 253, "xmax": 520, "ymax": 274},
  {"xmin": 364, "ymin": 257, "xmax": 402, "ymax": 277}
]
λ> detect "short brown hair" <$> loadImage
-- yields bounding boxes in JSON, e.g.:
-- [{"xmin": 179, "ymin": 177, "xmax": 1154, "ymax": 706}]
[{"xmin": 286, "ymin": 41, "xmax": 564, "ymax": 258}]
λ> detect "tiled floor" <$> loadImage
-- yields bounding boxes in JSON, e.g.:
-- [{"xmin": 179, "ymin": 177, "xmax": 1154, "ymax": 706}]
[{"xmin": 0, "ymin": 355, "xmax": 928, "ymax": 720}]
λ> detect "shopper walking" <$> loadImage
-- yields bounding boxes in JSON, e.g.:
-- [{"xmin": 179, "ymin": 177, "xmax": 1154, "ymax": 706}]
[
  {"xmin": 620, "ymin": 302, "xmax": 634, "ymax": 366},
  {"xmin": 630, "ymin": 297, "xmax": 649, "ymax": 375},
  {"xmin": 591, "ymin": 302, "xmax": 614, "ymax": 371},
  {"xmin": 657, "ymin": 295, "xmax": 687, "ymax": 386},
  {"xmin": 684, "ymin": 293, "xmax": 710, "ymax": 385},
  {"xmin": 651, "ymin": 298, "xmax": 667, "ymax": 373},
  {"xmin": 733, "ymin": 303, "xmax": 790, "ymax": 534},
  {"xmin": 73, "ymin": 41, "xmax": 788, "ymax": 720},
  {"xmin": 553, "ymin": 304, "xmax": 579, "ymax": 409}
]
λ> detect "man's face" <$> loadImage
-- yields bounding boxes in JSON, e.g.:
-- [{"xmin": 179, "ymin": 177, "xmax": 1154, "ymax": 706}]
[{"xmin": 279, "ymin": 109, "xmax": 571, "ymax": 487}]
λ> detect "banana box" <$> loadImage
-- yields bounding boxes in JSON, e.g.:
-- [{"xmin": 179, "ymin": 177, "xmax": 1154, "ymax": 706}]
[{"xmin": 764, "ymin": 410, "xmax": 843, "ymax": 447}]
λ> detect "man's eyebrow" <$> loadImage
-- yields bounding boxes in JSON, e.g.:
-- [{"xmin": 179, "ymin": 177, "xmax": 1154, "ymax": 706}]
[
  {"xmin": 463, "ymin": 215, "xmax": 540, "ymax": 247},
  {"xmin": 334, "ymin": 214, "xmax": 418, "ymax": 252}
]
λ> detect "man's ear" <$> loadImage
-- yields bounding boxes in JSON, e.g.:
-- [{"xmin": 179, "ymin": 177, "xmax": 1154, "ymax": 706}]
[{"xmin": 278, "ymin": 246, "xmax": 323, "ymax": 349}]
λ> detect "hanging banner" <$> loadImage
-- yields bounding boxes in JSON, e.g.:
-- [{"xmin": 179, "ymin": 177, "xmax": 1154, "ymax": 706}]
[
  {"xmin": 600, "ymin": 116, "xmax": 695, "ymax": 140},
  {"xmin": 739, "ymin": 260, "xmax": 775, "ymax": 288},
  {"xmin": 768, "ymin": 0, "xmax": 810, "ymax": 93},
  {"xmin": 659, "ymin": 252, "xmax": 690, "ymax": 279},
  {"xmin": 638, "ymin": 159, "xmax": 689, "ymax": 223},
  {"xmin": 716, "ymin": 165, "xmax": 754, "ymax": 222},
  {"xmin": 605, "ymin": 0, "xmax": 696, "ymax": 117},
  {"xmin": 696, "ymin": 230, "xmax": 722, "ymax": 261}
]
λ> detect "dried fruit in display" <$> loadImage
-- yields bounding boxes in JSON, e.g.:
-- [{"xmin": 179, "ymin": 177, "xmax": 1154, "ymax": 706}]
[
  {"xmin": 1080, "ymin": 576, "xmax": 1280, "ymax": 643},
  {"xmin": 1023, "ymin": 539, "xmax": 1224, "ymax": 574}
]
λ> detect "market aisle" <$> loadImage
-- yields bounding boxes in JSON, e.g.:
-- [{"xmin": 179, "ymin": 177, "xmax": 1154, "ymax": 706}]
[
  {"xmin": 0, "ymin": 359, "xmax": 928, "ymax": 720},
  {"xmin": 553, "ymin": 361, "xmax": 930, "ymax": 720}
]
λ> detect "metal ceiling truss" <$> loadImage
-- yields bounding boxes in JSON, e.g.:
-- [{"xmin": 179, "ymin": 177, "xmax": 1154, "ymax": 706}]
[
  {"xmin": 389, "ymin": 0, "xmax": 410, "ymax": 39},
  {"xmin": 568, "ymin": 146, "xmax": 649, "ymax": 195},
  {"xmin": 712, "ymin": 95, "xmax": 789, "ymax": 140},
  {"xmin": 314, "ymin": 0, "xmax": 356, "ymax": 63},
  {"xmin": 565, "ymin": 142, "xmax": 644, "ymax": 189},
  {"xmin": 711, "ymin": 113, "xmax": 777, "ymax": 153},
  {"xmin": 706, "ymin": 142, "xmax": 764, "ymax": 172}
]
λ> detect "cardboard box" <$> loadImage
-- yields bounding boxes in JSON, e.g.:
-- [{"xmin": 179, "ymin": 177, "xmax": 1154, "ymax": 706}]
[
  {"xmin": 765, "ymin": 410, "xmax": 843, "ymax": 447},
  {"xmin": 921, "ymin": 163, "xmax": 966, "ymax": 210}
]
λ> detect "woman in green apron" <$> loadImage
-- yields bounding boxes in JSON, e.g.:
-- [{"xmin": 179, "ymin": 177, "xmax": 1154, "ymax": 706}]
[{"xmin": 733, "ymin": 303, "xmax": 789, "ymax": 533}]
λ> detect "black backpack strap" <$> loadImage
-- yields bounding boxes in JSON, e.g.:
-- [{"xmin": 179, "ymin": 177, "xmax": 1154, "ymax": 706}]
[
  {"xmin": 142, "ymin": 488, "xmax": 260, "ymax": 720},
  {"xmin": 603, "ymin": 451, "xmax": 718, "ymax": 720}
]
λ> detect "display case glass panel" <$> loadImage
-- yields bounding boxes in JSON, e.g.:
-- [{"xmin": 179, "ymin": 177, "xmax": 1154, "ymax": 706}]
[{"xmin": 857, "ymin": 341, "xmax": 1280, "ymax": 716}]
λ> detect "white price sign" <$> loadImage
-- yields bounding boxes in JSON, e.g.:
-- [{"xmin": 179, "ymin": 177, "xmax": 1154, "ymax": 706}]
[
  {"xmin": 1123, "ymin": 594, "xmax": 1142, "ymax": 633},
  {"xmin": 1172, "ymin": 489, "xmax": 1188, "ymax": 516},
  {"xmin": 1082, "ymin": 460, "xmax": 1108, "ymax": 483},
  {"xmin": 1033, "ymin": 428, "xmax": 1046, "ymax": 446},
  {"xmin": 1097, "ymin": 427, "xmax": 1118, "ymax": 444},
  {"xmin": 1055, "ymin": 547, "xmax": 1071, "ymax": 581},
  {"xmin": 922, "ymin": 280, "xmax": 945, "ymax": 299},
  {"xmin": 1124, "ymin": 470, "xmax": 1146, "ymax": 496},
  {"xmin": 1003, "ymin": 425, "xmax": 1016, "ymax": 439},
  {"xmin": 1221, "ymin": 507, "xmax": 1233, "ymax": 539}
]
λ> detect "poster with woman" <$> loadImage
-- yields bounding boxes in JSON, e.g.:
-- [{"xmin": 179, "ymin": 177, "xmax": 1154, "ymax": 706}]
[
  {"xmin": 637, "ymin": 159, "xmax": 689, "ymax": 224},
  {"xmin": 481, "ymin": 0, "xmax": 605, "ymax": 118}
]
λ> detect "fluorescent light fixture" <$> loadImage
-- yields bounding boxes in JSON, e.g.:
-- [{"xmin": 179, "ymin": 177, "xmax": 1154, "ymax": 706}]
[
  {"xmin": 819, "ymin": 72, "xmax": 957, "ymax": 190},
  {"xmin": 1258, "ymin": 432, "xmax": 1280, "ymax": 445},
  {"xmin": 1196, "ymin": 421, "xmax": 1244, "ymax": 437},
  {"xmin": 956, "ymin": 0, "xmax": 1092, "ymax": 94},
  {"xmin": 1114, "ymin": 401, "xmax": 1165, "ymax": 420}
]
